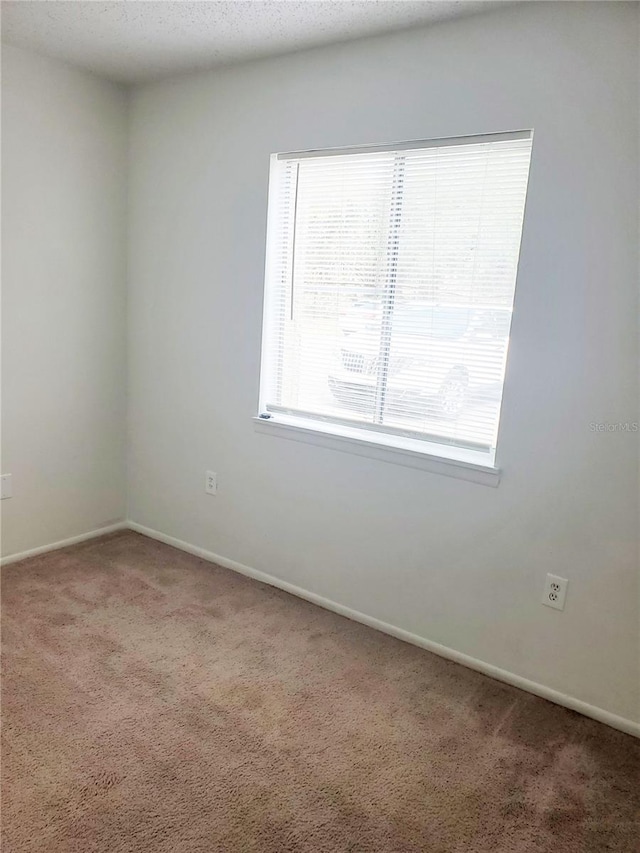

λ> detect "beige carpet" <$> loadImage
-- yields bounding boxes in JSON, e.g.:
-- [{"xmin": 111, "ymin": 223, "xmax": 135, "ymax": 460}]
[{"xmin": 2, "ymin": 531, "xmax": 638, "ymax": 852}]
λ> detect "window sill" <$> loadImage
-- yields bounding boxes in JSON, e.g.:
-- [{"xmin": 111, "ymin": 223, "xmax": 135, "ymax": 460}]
[{"xmin": 253, "ymin": 415, "xmax": 501, "ymax": 487}]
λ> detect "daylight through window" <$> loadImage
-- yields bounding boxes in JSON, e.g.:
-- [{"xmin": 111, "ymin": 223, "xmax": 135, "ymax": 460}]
[{"xmin": 259, "ymin": 131, "xmax": 533, "ymax": 467}]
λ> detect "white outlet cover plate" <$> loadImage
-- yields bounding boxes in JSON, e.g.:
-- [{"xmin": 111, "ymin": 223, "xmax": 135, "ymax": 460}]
[
  {"xmin": 542, "ymin": 573, "xmax": 568, "ymax": 611},
  {"xmin": 0, "ymin": 474, "xmax": 12, "ymax": 500},
  {"xmin": 205, "ymin": 471, "xmax": 217, "ymax": 495}
]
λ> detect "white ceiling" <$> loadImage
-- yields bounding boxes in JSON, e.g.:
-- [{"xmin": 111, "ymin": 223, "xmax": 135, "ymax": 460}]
[{"xmin": 1, "ymin": 0, "xmax": 511, "ymax": 85}]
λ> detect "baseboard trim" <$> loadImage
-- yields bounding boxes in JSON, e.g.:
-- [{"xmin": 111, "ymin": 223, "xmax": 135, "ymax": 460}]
[
  {"xmin": 4, "ymin": 516, "xmax": 635, "ymax": 736},
  {"xmin": 126, "ymin": 521, "xmax": 639, "ymax": 738},
  {"xmin": 0, "ymin": 522, "xmax": 128, "ymax": 566}
]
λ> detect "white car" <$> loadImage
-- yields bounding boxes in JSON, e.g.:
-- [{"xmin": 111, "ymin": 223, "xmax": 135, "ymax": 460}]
[{"xmin": 328, "ymin": 304, "xmax": 511, "ymax": 419}]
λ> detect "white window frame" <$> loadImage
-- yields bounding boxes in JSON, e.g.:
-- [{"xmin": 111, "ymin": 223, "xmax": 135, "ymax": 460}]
[{"xmin": 256, "ymin": 131, "xmax": 533, "ymax": 486}]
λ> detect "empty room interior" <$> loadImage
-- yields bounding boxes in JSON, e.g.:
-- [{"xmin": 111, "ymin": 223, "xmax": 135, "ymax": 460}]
[{"xmin": 1, "ymin": 1, "xmax": 639, "ymax": 850}]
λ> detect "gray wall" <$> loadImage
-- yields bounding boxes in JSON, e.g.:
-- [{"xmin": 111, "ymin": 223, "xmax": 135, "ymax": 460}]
[
  {"xmin": 127, "ymin": 3, "xmax": 639, "ymax": 722},
  {"xmin": 1, "ymin": 45, "xmax": 128, "ymax": 555}
]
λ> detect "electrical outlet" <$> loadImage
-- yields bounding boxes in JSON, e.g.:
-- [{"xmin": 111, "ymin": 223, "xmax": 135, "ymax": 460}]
[
  {"xmin": 205, "ymin": 471, "xmax": 217, "ymax": 496},
  {"xmin": 542, "ymin": 574, "xmax": 568, "ymax": 611},
  {"xmin": 1, "ymin": 474, "xmax": 12, "ymax": 500}
]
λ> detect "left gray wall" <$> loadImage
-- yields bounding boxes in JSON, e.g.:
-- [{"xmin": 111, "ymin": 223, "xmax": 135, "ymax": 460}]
[{"xmin": 1, "ymin": 44, "xmax": 128, "ymax": 557}]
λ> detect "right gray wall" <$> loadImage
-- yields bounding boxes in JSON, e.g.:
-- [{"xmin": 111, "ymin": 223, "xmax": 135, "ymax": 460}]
[{"xmin": 128, "ymin": 3, "xmax": 639, "ymax": 724}]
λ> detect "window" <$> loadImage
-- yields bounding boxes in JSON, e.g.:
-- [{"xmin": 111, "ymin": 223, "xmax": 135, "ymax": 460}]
[{"xmin": 258, "ymin": 131, "xmax": 532, "ymax": 474}]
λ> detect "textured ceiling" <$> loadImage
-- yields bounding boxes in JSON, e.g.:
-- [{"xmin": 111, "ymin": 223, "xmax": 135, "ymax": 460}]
[{"xmin": 1, "ymin": 1, "xmax": 510, "ymax": 84}]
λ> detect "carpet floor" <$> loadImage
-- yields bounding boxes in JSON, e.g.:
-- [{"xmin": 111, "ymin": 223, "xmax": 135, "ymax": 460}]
[{"xmin": 2, "ymin": 531, "xmax": 638, "ymax": 852}]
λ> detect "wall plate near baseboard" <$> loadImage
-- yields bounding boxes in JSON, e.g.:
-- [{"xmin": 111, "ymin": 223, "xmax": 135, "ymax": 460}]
[{"xmin": 542, "ymin": 573, "xmax": 569, "ymax": 611}]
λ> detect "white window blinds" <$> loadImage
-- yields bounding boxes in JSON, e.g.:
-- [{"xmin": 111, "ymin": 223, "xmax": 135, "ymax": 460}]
[{"xmin": 259, "ymin": 131, "xmax": 532, "ymax": 463}]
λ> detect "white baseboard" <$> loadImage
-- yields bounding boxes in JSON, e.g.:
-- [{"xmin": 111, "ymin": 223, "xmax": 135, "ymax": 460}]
[
  {"xmin": 127, "ymin": 520, "xmax": 640, "ymax": 740},
  {"xmin": 0, "ymin": 522, "xmax": 128, "ymax": 566}
]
